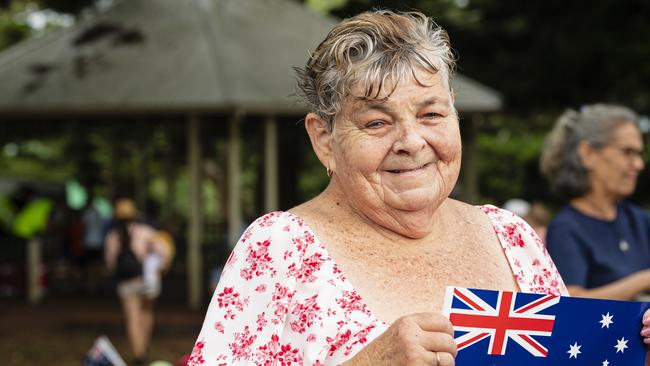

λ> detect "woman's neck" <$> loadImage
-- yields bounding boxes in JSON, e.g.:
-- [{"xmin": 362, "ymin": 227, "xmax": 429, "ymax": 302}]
[
  {"xmin": 571, "ymin": 191, "xmax": 619, "ymax": 220},
  {"xmin": 313, "ymin": 181, "xmax": 445, "ymax": 242}
]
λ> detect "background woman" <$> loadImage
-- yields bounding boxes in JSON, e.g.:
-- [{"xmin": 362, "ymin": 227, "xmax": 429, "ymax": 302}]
[
  {"xmin": 104, "ymin": 198, "xmax": 169, "ymax": 365},
  {"xmin": 541, "ymin": 104, "xmax": 650, "ymax": 300}
]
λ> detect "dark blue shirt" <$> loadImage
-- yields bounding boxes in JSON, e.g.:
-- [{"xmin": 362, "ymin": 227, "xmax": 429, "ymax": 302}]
[{"xmin": 546, "ymin": 201, "xmax": 650, "ymax": 289}]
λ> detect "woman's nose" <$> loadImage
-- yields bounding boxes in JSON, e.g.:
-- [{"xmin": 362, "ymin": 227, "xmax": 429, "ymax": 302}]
[
  {"xmin": 391, "ymin": 124, "xmax": 426, "ymax": 155},
  {"xmin": 633, "ymin": 155, "xmax": 645, "ymax": 171}
]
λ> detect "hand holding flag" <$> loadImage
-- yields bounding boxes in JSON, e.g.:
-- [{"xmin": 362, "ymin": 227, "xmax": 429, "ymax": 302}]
[{"xmin": 343, "ymin": 313, "xmax": 456, "ymax": 365}]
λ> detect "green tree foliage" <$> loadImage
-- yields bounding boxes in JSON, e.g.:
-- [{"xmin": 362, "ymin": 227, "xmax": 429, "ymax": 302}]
[
  {"xmin": 306, "ymin": 0, "xmax": 347, "ymax": 14},
  {"xmin": 447, "ymin": 0, "xmax": 650, "ymax": 114},
  {"xmin": 0, "ymin": 2, "xmax": 30, "ymax": 50},
  {"xmin": 0, "ymin": 0, "xmax": 85, "ymax": 52},
  {"xmin": 475, "ymin": 114, "xmax": 555, "ymax": 205}
]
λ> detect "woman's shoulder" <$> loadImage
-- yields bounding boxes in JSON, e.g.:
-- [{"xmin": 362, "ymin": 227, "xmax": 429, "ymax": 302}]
[
  {"xmin": 223, "ymin": 211, "xmax": 320, "ymax": 282},
  {"xmin": 241, "ymin": 211, "xmax": 309, "ymax": 242},
  {"xmin": 546, "ymin": 205, "xmax": 590, "ymax": 238},
  {"xmin": 620, "ymin": 200, "xmax": 650, "ymax": 221},
  {"xmin": 128, "ymin": 221, "xmax": 158, "ymax": 237},
  {"xmin": 448, "ymin": 200, "xmax": 526, "ymax": 222},
  {"xmin": 474, "ymin": 203, "xmax": 543, "ymax": 251},
  {"xmin": 550, "ymin": 204, "xmax": 592, "ymax": 223},
  {"xmin": 236, "ymin": 211, "xmax": 320, "ymax": 257},
  {"xmin": 441, "ymin": 199, "xmax": 496, "ymax": 229},
  {"xmin": 475, "ymin": 203, "xmax": 526, "ymax": 224},
  {"xmin": 446, "ymin": 199, "xmax": 491, "ymax": 220},
  {"xmin": 473, "ymin": 203, "xmax": 567, "ymax": 295}
]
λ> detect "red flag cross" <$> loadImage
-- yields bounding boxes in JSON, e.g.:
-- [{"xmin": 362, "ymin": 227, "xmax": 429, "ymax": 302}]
[{"xmin": 449, "ymin": 290, "xmax": 556, "ymax": 356}]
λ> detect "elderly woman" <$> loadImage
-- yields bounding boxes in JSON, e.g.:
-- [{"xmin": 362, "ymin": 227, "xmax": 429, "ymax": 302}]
[
  {"xmin": 541, "ymin": 105, "xmax": 650, "ymax": 301},
  {"xmin": 187, "ymin": 11, "xmax": 650, "ymax": 366}
]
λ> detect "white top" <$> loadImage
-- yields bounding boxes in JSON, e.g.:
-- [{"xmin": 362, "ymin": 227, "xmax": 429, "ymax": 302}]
[{"xmin": 187, "ymin": 206, "xmax": 567, "ymax": 365}]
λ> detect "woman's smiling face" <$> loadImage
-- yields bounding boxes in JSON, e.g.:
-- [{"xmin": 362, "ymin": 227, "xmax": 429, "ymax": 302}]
[
  {"xmin": 586, "ymin": 122, "xmax": 645, "ymax": 200},
  {"xmin": 328, "ymin": 68, "xmax": 462, "ymax": 237}
]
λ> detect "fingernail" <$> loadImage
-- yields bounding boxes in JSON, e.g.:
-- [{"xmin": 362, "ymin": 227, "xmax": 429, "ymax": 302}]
[{"xmin": 641, "ymin": 328, "xmax": 650, "ymax": 337}]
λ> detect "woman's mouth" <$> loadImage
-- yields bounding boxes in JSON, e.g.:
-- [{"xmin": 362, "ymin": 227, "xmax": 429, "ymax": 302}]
[{"xmin": 386, "ymin": 163, "xmax": 430, "ymax": 174}]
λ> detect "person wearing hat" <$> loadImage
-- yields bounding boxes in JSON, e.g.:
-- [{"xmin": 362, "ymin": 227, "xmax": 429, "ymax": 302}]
[{"xmin": 104, "ymin": 198, "xmax": 169, "ymax": 365}]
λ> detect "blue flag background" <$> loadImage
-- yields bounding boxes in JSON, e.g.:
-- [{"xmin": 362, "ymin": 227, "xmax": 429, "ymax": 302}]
[{"xmin": 442, "ymin": 287, "xmax": 650, "ymax": 366}]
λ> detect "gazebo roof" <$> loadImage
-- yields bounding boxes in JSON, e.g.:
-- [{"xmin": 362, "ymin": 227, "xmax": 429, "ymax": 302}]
[{"xmin": 0, "ymin": 0, "xmax": 501, "ymax": 117}]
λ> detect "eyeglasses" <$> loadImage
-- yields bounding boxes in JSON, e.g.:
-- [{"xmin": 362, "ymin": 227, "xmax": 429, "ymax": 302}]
[{"xmin": 606, "ymin": 144, "xmax": 646, "ymax": 160}]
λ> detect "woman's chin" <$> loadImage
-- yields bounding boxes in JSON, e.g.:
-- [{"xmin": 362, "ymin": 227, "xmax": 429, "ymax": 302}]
[{"xmin": 385, "ymin": 190, "xmax": 443, "ymax": 212}]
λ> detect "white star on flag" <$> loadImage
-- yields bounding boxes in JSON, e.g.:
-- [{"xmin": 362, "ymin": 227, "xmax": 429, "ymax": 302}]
[
  {"xmin": 602, "ymin": 359, "xmax": 610, "ymax": 366},
  {"xmin": 615, "ymin": 337, "xmax": 628, "ymax": 353},
  {"xmin": 567, "ymin": 342, "xmax": 581, "ymax": 358},
  {"xmin": 600, "ymin": 312, "xmax": 614, "ymax": 328}
]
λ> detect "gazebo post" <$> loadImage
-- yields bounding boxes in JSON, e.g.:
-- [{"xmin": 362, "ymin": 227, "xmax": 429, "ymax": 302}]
[
  {"xmin": 107, "ymin": 128, "xmax": 118, "ymax": 201},
  {"xmin": 133, "ymin": 139, "xmax": 148, "ymax": 215},
  {"xmin": 187, "ymin": 114, "xmax": 203, "ymax": 309},
  {"xmin": 264, "ymin": 116, "xmax": 279, "ymax": 212},
  {"xmin": 26, "ymin": 237, "xmax": 42, "ymax": 303},
  {"xmin": 163, "ymin": 123, "xmax": 176, "ymax": 222},
  {"xmin": 228, "ymin": 111, "xmax": 244, "ymax": 249}
]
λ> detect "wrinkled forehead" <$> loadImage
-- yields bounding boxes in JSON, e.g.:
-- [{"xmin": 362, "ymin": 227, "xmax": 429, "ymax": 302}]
[
  {"xmin": 345, "ymin": 66, "xmax": 453, "ymax": 109},
  {"xmin": 344, "ymin": 46, "xmax": 451, "ymax": 98},
  {"xmin": 609, "ymin": 121, "xmax": 644, "ymax": 144}
]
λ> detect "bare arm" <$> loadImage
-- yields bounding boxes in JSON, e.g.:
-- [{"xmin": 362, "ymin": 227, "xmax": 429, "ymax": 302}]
[
  {"xmin": 566, "ymin": 269, "xmax": 650, "ymax": 300},
  {"xmin": 104, "ymin": 231, "xmax": 119, "ymax": 272}
]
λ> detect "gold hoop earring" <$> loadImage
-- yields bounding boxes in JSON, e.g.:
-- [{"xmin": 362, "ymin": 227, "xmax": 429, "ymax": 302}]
[{"xmin": 326, "ymin": 166, "xmax": 333, "ymax": 177}]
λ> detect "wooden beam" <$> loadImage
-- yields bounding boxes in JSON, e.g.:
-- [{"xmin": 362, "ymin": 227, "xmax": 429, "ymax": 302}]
[
  {"xmin": 264, "ymin": 116, "xmax": 279, "ymax": 212},
  {"xmin": 186, "ymin": 114, "xmax": 203, "ymax": 309},
  {"xmin": 107, "ymin": 129, "xmax": 118, "ymax": 201},
  {"xmin": 133, "ymin": 142, "xmax": 147, "ymax": 214},
  {"xmin": 163, "ymin": 124, "xmax": 176, "ymax": 222},
  {"xmin": 26, "ymin": 237, "xmax": 42, "ymax": 303}
]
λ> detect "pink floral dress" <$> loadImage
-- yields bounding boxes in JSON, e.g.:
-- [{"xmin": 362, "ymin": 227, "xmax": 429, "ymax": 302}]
[{"xmin": 188, "ymin": 205, "xmax": 567, "ymax": 365}]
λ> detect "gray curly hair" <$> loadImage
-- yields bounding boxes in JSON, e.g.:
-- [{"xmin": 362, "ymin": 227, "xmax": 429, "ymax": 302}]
[
  {"xmin": 540, "ymin": 104, "xmax": 640, "ymax": 199},
  {"xmin": 295, "ymin": 10, "xmax": 456, "ymax": 129}
]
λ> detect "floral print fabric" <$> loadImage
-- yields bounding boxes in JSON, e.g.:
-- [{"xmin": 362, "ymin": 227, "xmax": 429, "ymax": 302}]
[{"xmin": 189, "ymin": 205, "xmax": 567, "ymax": 365}]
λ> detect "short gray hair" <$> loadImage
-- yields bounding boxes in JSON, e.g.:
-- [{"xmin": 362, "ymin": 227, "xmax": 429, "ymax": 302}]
[
  {"xmin": 540, "ymin": 104, "xmax": 639, "ymax": 199},
  {"xmin": 295, "ymin": 10, "xmax": 456, "ymax": 128}
]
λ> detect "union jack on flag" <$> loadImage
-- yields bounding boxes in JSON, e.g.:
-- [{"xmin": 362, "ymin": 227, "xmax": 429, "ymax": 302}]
[{"xmin": 442, "ymin": 287, "xmax": 650, "ymax": 365}]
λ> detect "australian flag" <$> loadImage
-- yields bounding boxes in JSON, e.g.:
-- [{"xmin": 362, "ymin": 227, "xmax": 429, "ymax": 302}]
[{"xmin": 442, "ymin": 287, "xmax": 650, "ymax": 365}]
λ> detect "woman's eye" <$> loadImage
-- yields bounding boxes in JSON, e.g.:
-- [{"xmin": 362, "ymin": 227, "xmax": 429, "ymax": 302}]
[
  {"xmin": 422, "ymin": 112, "xmax": 443, "ymax": 119},
  {"xmin": 365, "ymin": 120, "xmax": 385, "ymax": 129}
]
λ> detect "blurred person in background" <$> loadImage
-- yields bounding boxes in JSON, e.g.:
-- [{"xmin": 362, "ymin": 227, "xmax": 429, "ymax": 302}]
[
  {"xmin": 526, "ymin": 201, "xmax": 551, "ymax": 243},
  {"xmin": 104, "ymin": 198, "xmax": 170, "ymax": 365},
  {"xmin": 541, "ymin": 104, "xmax": 650, "ymax": 300},
  {"xmin": 502, "ymin": 198, "xmax": 531, "ymax": 218},
  {"xmin": 82, "ymin": 194, "xmax": 106, "ymax": 294}
]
